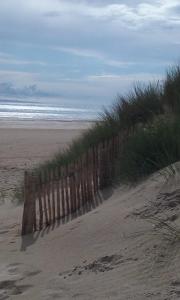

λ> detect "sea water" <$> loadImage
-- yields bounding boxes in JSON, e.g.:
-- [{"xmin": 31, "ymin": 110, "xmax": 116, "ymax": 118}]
[{"xmin": 0, "ymin": 98, "xmax": 100, "ymax": 121}]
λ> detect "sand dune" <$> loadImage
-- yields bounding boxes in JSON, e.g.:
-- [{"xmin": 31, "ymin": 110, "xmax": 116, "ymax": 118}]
[{"xmin": 0, "ymin": 123, "xmax": 180, "ymax": 299}]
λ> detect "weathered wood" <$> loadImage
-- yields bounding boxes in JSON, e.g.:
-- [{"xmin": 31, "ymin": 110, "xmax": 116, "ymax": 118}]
[
  {"xmin": 100, "ymin": 140, "xmax": 111, "ymax": 188},
  {"xmin": 93, "ymin": 145, "xmax": 99, "ymax": 208},
  {"xmin": 97, "ymin": 143, "xmax": 101, "ymax": 189},
  {"xmin": 60, "ymin": 167, "xmax": 66, "ymax": 218},
  {"xmin": 71, "ymin": 163, "xmax": 77, "ymax": 213},
  {"xmin": 51, "ymin": 168, "xmax": 56, "ymax": 223},
  {"xmin": 22, "ymin": 133, "xmax": 127, "ymax": 235},
  {"xmin": 88, "ymin": 149, "xmax": 93, "ymax": 203},
  {"xmin": 111, "ymin": 137, "xmax": 116, "ymax": 177},
  {"xmin": 38, "ymin": 172, "xmax": 43, "ymax": 230},
  {"xmin": 93, "ymin": 146, "xmax": 97, "ymax": 196},
  {"xmin": 47, "ymin": 169, "xmax": 52, "ymax": 224},
  {"xmin": 89, "ymin": 148, "xmax": 95, "ymax": 208},
  {"xmin": 80, "ymin": 155, "xmax": 86, "ymax": 211},
  {"xmin": 75, "ymin": 160, "xmax": 81, "ymax": 210},
  {"xmin": 42, "ymin": 170, "xmax": 49, "ymax": 226},
  {"xmin": 22, "ymin": 171, "xmax": 35, "ymax": 235},
  {"xmin": 99, "ymin": 142, "xmax": 103, "ymax": 189},
  {"xmin": 84, "ymin": 153, "xmax": 89, "ymax": 207},
  {"xmin": 85, "ymin": 150, "xmax": 92, "ymax": 209},
  {"xmin": 64, "ymin": 165, "xmax": 70, "ymax": 216},
  {"xmin": 31, "ymin": 173, "xmax": 37, "ymax": 231},
  {"xmin": 106, "ymin": 139, "xmax": 111, "ymax": 184},
  {"xmin": 56, "ymin": 167, "xmax": 61, "ymax": 220},
  {"xmin": 69, "ymin": 165, "xmax": 74, "ymax": 214}
]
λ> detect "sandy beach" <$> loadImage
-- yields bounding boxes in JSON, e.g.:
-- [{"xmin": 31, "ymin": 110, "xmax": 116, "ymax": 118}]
[
  {"xmin": 0, "ymin": 120, "xmax": 180, "ymax": 299},
  {"xmin": 0, "ymin": 120, "xmax": 90, "ymax": 204}
]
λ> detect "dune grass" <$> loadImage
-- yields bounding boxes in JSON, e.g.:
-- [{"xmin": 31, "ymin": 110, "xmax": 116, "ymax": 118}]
[
  {"xmin": 163, "ymin": 65, "xmax": 180, "ymax": 113},
  {"xmin": 33, "ymin": 64, "xmax": 180, "ymax": 185},
  {"xmin": 117, "ymin": 116, "xmax": 180, "ymax": 182}
]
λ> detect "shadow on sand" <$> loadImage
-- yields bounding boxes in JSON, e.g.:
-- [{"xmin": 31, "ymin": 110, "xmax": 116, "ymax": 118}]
[{"xmin": 21, "ymin": 187, "xmax": 113, "ymax": 251}]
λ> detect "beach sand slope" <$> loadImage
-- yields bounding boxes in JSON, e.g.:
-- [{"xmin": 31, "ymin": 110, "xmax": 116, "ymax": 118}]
[
  {"xmin": 0, "ymin": 172, "xmax": 180, "ymax": 299},
  {"xmin": 0, "ymin": 124, "xmax": 180, "ymax": 299}
]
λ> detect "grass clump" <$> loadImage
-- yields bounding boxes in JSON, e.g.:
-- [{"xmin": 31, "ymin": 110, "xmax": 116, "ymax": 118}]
[
  {"xmin": 163, "ymin": 65, "xmax": 180, "ymax": 113},
  {"xmin": 103, "ymin": 82, "xmax": 163, "ymax": 131},
  {"xmin": 32, "ymin": 64, "xmax": 180, "ymax": 185},
  {"xmin": 117, "ymin": 117, "xmax": 180, "ymax": 182}
]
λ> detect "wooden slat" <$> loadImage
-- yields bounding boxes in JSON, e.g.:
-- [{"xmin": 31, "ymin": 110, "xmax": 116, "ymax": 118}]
[
  {"xmin": 31, "ymin": 173, "xmax": 37, "ymax": 231},
  {"xmin": 42, "ymin": 170, "xmax": 49, "ymax": 226},
  {"xmin": 76, "ymin": 161, "xmax": 80, "ymax": 211},
  {"xmin": 69, "ymin": 165, "xmax": 74, "ymax": 214},
  {"xmin": 64, "ymin": 165, "xmax": 70, "ymax": 216},
  {"xmin": 38, "ymin": 172, "xmax": 43, "ymax": 230},
  {"xmin": 56, "ymin": 167, "xmax": 61, "ymax": 220},
  {"xmin": 92, "ymin": 146, "xmax": 97, "ymax": 195},
  {"xmin": 84, "ymin": 153, "xmax": 88, "ymax": 206},
  {"xmin": 22, "ymin": 171, "xmax": 34, "ymax": 235},
  {"xmin": 22, "ymin": 133, "xmax": 128, "ymax": 235},
  {"xmin": 47, "ymin": 169, "xmax": 52, "ymax": 225},
  {"xmin": 89, "ymin": 148, "xmax": 95, "ymax": 208},
  {"xmin": 51, "ymin": 168, "xmax": 56, "ymax": 223},
  {"xmin": 60, "ymin": 167, "xmax": 66, "ymax": 218},
  {"xmin": 71, "ymin": 163, "xmax": 77, "ymax": 213},
  {"xmin": 88, "ymin": 149, "xmax": 93, "ymax": 204},
  {"xmin": 85, "ymin": 151, "xmax": 91, "ymax": 208},
  {"xmin": 105, "ymin": 140, "xmax": 110, "ymax": 185},
  {"xmin": 99, "ymin": 142, "xmax": 103, "ymax": 189},
  {"xmin": 80, "ymin": 155, "xmax": 86, "ymax": 211}
]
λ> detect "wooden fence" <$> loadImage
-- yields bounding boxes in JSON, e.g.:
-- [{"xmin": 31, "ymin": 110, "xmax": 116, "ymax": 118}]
[{"xmin": 21, "ymin": 135, "xmax": 123, "ymax": 235}]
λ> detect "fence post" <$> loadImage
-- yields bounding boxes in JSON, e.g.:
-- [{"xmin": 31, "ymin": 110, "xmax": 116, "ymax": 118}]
[
  {"xmin": 92, "ymin": 146, "xmax": 98, "ymax": 195},
  {"xmin": 46, "ymin": 169, "xmax": 52, "ymax": 225},
  {"xmin": 75, "ymin": 159, "xmax": 81, "ymax": 210},
  {"xmin": 60, "ymin": 166, "xmax": 66, "ymax": 218},
  {"xmin": 64, "ymin": 165, "xmax": 70, "ymax": 216},
  {"xmin": 22, "ymin": 133, "xmax": 126, "ymax": 234},
  {"xmin": 38, "ymin": 171, "xmax": 43, "ymax": 230},
  {"xmin": 71, "ymin": 163, "xmax": 77, "ymax": 213},
  {"xmin": 56, "ymin": 167, "xmax": 61, "ymax": 220},
  {"xmin": 22, "ymin": 171, "xmax": 35, "ymax": 235},
  {"xmin": 88, "ymin": 148, "xmax": 93, "ymax": 204},
  {"xmin": 80, "ymin": 155, "xmax": 86, "ymax": 211},
  {"xmin": 50, "ymin": 168, "xmax": 56, "ymax": 223},
  {"xmin": 42, "ymin": 170, "xmax": 49, "ymax": 226},
  {"xmin": 99, "ymin": 142, "xmax": 105, "ymax": 189}
]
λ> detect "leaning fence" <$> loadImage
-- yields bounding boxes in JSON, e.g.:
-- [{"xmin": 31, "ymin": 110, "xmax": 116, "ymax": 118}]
[{"xmin": 21, "ymin": 134, "xmax": 123, "ymax": 235}]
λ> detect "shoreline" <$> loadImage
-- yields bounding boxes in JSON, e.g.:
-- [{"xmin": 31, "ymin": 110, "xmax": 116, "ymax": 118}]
[{"xmin": 0, "ymin": 119, "xmax": 96, "ymax": 129}]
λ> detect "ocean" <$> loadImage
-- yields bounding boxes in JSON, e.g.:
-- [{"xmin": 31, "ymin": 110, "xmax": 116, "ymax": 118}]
[{"xmin": 0, "ymin": 99, "xmax": 100, "ymax": 121}]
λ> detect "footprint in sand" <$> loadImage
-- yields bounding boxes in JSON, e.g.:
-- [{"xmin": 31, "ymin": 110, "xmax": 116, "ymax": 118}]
[
  {"xmin": 0, "ymin": 279, "xmax": 33, "ymax": 298},
  {"xmin": 24, "ymin": 270, "xmax": 42, "ymax": 277},
  {"xmin": 0, "ymin": 263, "xmax": 41, "ymax": 299}
]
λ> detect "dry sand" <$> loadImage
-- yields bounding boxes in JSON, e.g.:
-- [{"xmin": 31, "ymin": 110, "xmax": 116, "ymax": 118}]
[
  {"xmin": 0, "ymin": 121, "xmax": 180, "ymax": 300},
  {"xmin": 0, "ymin": 121, "xmax": 90, "ymax": 204}
]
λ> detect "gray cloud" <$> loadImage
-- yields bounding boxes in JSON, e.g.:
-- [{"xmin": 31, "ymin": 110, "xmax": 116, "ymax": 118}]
[
  {"xmin": 0, "ymin": 0, "xmax": 179, "ymax": 103},
  {"xmin": 0, "ymin": 69, "xmax": 163, "ymax": 105},
  {"xmin": 0, "ymin": 82, "xmax": 54, "ymax": 98}
]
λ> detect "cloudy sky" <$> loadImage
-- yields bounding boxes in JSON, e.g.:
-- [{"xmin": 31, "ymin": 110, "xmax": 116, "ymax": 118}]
[{"xmin": 0, "ymin": 0, "xmax": 180, "ymax": 106}]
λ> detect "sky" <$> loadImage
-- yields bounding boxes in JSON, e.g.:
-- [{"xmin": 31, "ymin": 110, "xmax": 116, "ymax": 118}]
[{"xmin": 0, "ymin": 0, "xmax": 180, "ymax": 107}]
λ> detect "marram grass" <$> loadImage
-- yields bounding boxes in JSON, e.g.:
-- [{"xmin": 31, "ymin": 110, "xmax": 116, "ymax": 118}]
[{"xmin": 30, "ymin": 64, "xmax": 180, "ymax": 185}]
